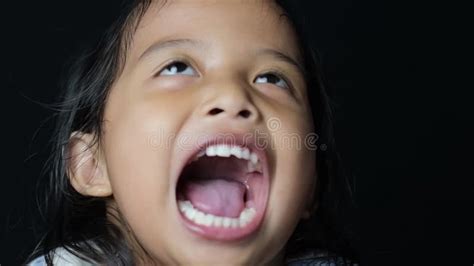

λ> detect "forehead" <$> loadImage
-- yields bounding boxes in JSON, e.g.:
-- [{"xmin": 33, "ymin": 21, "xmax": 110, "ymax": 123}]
[{"xmin": 127, "ymin": 0, "xmax": 301, "ymax": 64}]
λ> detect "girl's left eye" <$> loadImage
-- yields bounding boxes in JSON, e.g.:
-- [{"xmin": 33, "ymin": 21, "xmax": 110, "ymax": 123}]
[
  {"xmin": 158, "ymin": 61, "xmax": 196, "ymax": 76},
  {"xmin": 254, "ymin": 73, "xmax": 289, "ymax": 89}
]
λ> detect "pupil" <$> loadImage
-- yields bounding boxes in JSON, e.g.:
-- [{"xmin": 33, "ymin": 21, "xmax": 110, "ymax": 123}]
[
  {"xmin": 266, "ymin": 74, "xmax": 279, "ymax": 83},
  {"xmin": 174, "ymin": 62, "xmax": 187, "ymax": 72}
]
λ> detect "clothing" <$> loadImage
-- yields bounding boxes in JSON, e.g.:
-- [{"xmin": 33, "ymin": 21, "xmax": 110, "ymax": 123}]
[
  {"xmin": 28, "ymin": 248, "xmax": 94, "ymax": 266},
  {"xmin": 29, "ymin": 248, "xmax": 351, "ymax": 265},
  {"xmin": 286, "ymin": 252, "xmax": 353, "ymax": 266}
]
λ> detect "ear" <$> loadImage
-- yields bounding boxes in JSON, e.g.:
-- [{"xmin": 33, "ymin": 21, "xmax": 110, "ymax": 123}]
[{"xmin": 67, "ymin": 132, "xmax": 112, "ymax": 197}]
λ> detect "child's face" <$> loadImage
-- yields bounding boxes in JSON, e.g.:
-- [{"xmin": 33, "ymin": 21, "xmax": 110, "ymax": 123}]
[{"xmin": 101, "ymin": 1, "xmax": 316, "ymax": 264}]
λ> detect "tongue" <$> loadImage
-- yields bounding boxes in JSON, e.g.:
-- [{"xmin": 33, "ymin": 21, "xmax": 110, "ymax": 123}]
[{"xmin": 184, "ymin": 178, "xmax": 246, "ymax": 218}]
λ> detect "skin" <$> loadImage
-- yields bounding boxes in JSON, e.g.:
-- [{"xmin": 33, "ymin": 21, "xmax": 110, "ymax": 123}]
[{"xmin": 70, "ymin": 0, "xmax": 317, "ymax": 265}]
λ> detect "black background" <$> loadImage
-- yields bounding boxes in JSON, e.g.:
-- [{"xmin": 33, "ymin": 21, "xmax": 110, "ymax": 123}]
[{"xmin": 2, "ymin": 0, "xmax": 472, "ymax": 265}]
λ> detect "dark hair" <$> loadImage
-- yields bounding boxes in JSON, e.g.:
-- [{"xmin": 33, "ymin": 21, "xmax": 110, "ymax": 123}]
[
  {"xmin": 28, "ymin": 0, "xmax": 358, "ymax": 264},
  {"xmin": 275, "ymin": 1, "xmax": 359, "ymax": 263}
]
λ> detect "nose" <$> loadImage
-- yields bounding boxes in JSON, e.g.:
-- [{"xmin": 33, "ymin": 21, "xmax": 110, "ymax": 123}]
[{"xmin": 200, "ymin": 79, "xmax": 260, "ymax": 123}]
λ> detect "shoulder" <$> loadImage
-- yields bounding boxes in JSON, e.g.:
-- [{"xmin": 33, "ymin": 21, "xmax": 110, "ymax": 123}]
[{"xmin": 27, "ymin": 247, "xmax": 94, "ymax": 266}]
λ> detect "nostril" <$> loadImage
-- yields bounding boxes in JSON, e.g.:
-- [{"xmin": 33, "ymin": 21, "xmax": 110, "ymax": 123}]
[
  {"xmin": 238, "ymin": 110, "xmax": 252, "ymax": 118},
  {"xmin": 208, "ymin": 108, "xmax": 224, "ymax": 116}
]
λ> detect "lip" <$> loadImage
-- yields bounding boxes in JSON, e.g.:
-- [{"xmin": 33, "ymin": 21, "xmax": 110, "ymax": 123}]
[{"xmin": 171, "ymin": 132, "xmax": 270, "ymax": 241}]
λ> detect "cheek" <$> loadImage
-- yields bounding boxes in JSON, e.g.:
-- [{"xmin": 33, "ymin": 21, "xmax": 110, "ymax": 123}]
[
  {"xmin": 264, "ymin": 117, "xmax": 316, "ymax": 244},
  {"xmin": 270, "ymin": 144, "xmax": 315, "ymax": 216},
  {"xmin": 102, "ymin": 86, "xmax": 194, "ymax": 216},
  {"xmin": 101, "ymin": 104, "xmax": 180, "ymax": 242}
]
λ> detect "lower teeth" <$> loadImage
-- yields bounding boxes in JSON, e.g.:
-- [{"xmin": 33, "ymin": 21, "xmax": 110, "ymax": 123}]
[{"xmin": 178, "ymin": 200, "xmax": 256, "ymax": 228}]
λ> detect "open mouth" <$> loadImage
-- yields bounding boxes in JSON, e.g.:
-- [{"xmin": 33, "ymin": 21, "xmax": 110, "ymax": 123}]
[{"xmin": 176, "ymin": 142, "xmax": 269, "ymax": 241}]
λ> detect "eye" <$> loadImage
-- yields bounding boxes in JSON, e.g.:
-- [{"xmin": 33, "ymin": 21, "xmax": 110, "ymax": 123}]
[
  {"xmin": 254, "ymin": 73, "xmax": 289, "ymax": 90},
  {"xmin": 158, "ymin": 61, "xmax": 196, "ymax": 76}
]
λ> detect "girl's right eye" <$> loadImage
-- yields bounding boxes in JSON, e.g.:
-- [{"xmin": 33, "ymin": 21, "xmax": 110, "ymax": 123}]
[{"xmin": 157, "ymin": 61, "xmax": 196, "ymax": 76}]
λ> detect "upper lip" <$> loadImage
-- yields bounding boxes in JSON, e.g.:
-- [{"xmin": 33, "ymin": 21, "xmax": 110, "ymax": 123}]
[{"xmin": 171, "ymin": 131, "xmax": 270, "ymax": 190}]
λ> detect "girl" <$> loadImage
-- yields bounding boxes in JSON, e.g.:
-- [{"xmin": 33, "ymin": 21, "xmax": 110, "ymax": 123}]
[{"xmin": 28, "ymin": 0, "xmax": 357, "ymax": 265}]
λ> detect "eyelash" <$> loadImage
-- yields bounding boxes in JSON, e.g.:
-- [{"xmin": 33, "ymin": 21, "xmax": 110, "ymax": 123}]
[
  {"xmin": 254, "ymin": 71, "xmax": 291, "ymax": 90},
  {"xmin": 156, "ymin": 60, "xmax": 292, "ymax": 90},
  {"xmin": 156, "ymin": 60, "xmax": 196, "ymax": 77}
]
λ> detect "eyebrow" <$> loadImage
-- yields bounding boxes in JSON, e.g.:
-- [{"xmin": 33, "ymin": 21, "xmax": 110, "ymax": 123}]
[
  {"xmin": 139, "ymin": 38, "xmax": 304, "ymax": 74},
  {"xmin": 138, "ymin": 38, "xmax": 205, "ymax": 62},
  {"xmin": 256, "ymin": 48, "xmax": 305, "ymax": 74}
]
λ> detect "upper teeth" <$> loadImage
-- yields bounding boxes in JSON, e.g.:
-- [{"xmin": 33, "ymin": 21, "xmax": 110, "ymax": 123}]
[{"xmin": 193, "ymin": 144, "xmax": 261, "ymax": 169}]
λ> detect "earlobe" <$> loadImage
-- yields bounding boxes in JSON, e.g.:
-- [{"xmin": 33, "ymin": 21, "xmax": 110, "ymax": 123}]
[{"xmin": 68, "ymin": 132, "xmax": 112, "ymax": 197}]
